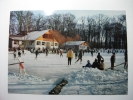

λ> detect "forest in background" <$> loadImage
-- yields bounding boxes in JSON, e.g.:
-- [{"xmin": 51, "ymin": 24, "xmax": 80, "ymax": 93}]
[{"xmin": 9, "ymin": 11, "xmax": 127, "ymax": 49}]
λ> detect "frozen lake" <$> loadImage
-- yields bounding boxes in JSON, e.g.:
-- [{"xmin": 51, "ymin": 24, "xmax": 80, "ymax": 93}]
[{"xmin": 8, "ymin": 50, "xmax": 128, "ymax": 95}]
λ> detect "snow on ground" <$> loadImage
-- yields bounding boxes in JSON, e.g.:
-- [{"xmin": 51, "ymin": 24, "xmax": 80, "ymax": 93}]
[
  {"xmin": 8, "ymin": 50, "xmax": 128, "ymax": 95},
  {"xmin": 60, "ymin": 68, "xmax": 127, "ymax": 95}
]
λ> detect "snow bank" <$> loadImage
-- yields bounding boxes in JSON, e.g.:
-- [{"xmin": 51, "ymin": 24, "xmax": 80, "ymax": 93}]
[
  {"xmin": 8, "ymin": 72, "xmax": 57, "ymax": 94},
  {"xmin": 8, "ymin": 67, "xmax": 128, "ymax": 95},
  {"xmin": 60, "ymin": 68, "xmax": 128, "ymax": 95}
]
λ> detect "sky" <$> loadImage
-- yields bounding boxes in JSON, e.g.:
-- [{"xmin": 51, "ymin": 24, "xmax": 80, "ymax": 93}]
[
  {"xmin": 54, "ymin": 10, "xmax": 126, "ymax": 18},
  {"xmin": 32, "ymin": 10, "xmax": 126, "ymax": 24},
  {"xmin": 34, "ymin": 10, "xmax": 126, "ymax": 18}
]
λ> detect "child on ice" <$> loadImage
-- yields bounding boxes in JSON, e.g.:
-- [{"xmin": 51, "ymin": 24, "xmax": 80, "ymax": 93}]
[{"xmin": 18, "ymin": 58, "xmax": 26, "ymax": 74}]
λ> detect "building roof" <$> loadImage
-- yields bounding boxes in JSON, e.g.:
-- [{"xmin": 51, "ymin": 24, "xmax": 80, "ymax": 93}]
[
  {"xmin": 43, "ymin": 38, "xmax": 58, "ymax": 42},
  {"xmin": 24, "ymin": 30, "xmax": 49, "ymax": 40},
  {"xmin": 9, "ymin": 30, "xmax": 50, "ymax": 41},
  {"xmin": 9, "ymin": 35, "xmax": 25, "ymax": 40},
  {"xmin": 65, "ymin": 41, "xmax": 86, "ymax": 46}
]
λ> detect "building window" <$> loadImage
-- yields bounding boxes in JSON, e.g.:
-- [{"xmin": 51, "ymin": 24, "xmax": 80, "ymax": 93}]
[
  {"xmin": 36, "ymin": 41, "xmax": 41, "ymax": 45},
  {"xmin": 29, "ymin": 41, "xmax": 34, "ymax": 45},
  {"xmin": 42, "ymin": 42, "xmax": 45, "ymax": 45},
  {"xmin": 46, "ymin": 42, "xmax": 50, "ymax": 46},
  {"xmin": 55, "ymin": 43, "xmax": 58, "ymax": 46},
  {"xmin": 22, "ymin": 41, "xmax": 24, "ymax": 45},
  {"xmin": 51, "ymin": 42, "xmax": 54, "ymax": 46},
  {"xmin": 14, "ymin": 40, "xmax": 19, "ymax": 44}
]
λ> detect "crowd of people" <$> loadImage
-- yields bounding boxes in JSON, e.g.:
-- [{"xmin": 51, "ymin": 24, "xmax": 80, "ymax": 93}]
[
  {"xmin": 13, "ymin": 47, "xmax": 25, "ymax": 59},
  {"xmin": 10, "ymin": 47, "xmax": 128, "ymax": 75},
  {"xmin": 66, "ymin": 48, "xmax": 127, "ymax": 71},
  {"xmin": 12, "ymin": 47, "xmax": 26, "ymax": 74}
]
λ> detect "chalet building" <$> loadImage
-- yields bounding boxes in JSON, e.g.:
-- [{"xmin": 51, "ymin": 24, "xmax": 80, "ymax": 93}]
[
  {"xmin": 9, "ymin": 35, "xmax": 25, "ymax": 49},
  {"xmin": 9, "ymin": 30, "xmax": 59, "ymax": 50},
  {"xmin": 64, "ymin": 41, "xmax": 89, "ymax": 51}
]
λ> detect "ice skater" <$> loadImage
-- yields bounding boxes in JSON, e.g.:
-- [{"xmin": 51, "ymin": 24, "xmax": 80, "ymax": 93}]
[
  {"xmin": 22, "ymin": 48, "xmax": 25, "ymax": 55},
  {"xmin": 45, "ymin": 48, "xmax": 49, "ymax": 56},
  {"xmin": 75, "ymin": 50, "xmax": 83, "ymax": 64},
  {"xmin": 18, "ymin": 57, "xmax": 26, "ymax": 74},
  {"xmin": 18, "ymin": 50, "xmax": 21, "ymax": 57},
  {"xmin": 67, "ymin": 48, "xmax": 74, "ymax": 65},
  {"xmin": 75, "ymin": 50, "xmax": 78, "ymax": 59},
  {"xmin": 13, "ymin": 50, "xmax": 17, "ymax": 60},
  {"xmin": 124, "ymin": 50, "xmax": 128, "ymax": 70},
  {"xmin": 60, "ymin": 49, "xmax": 63, "ymax": 57},
  {"xmin": 35, "ymin": 49, "xmax": 39, "ymax": 59},
  {"xmin": 91, "ymin": 50, "xmax": 93, "ymax": 57},
  {"xmin": 110, "ymin": 53, "xmax": 115, "ymax": 70}
]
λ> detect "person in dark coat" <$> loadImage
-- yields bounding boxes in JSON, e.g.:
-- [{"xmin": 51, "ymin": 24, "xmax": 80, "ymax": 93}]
[
  {"xmin": 91, "ymin": 50, "xmax": 93, "ymax": 57},
  {"xmin": 22, "ymin": 48, "xmax": 25, "ymax": 55},
  {"xmin": 18, "ymin": 50, "xmax": 21, "ymax": 57},
  {"xmin": 45, "ymin": 48, "xmax": 49, "ymax": 56},
  {"xmin": 75, "ymin": 50, "xmax": 83, "ymax": 63},
  {"xmin": 82, "ymin": 60, "xmax": 92, "ymax": 68},
  {"xmin": 110, "ymin": 53, "xmax": 115, "ymax": 70},
  {"xmin": 35, "ymin": 49, "xmax": 39, "ymax": 59},
  {"xmin": 13, "ymin": 51, "xmax": 16, "ymax": 59},
  {"xmin": 98, "ymin": 60, "xmax": 105, "ymax": 70},
  {"xmin": 92, "ymin": 59, "xmax": 99, "ymax": 68},
  {"xmin": 97, "ymin": 53, "xmax": 104, "ymax": 64},
  {"xmin": 124, "ymin": 50, "xmax": 128, "ymax": 69},
  {"xmin": 75, "ymin": 50, "xmax": 78, "ymax": 59},
  {"xmin": 13, "ymin": 47, "xmax": 16, "ymax": 53},
  {"xmin": 59, "ymin": 49, "xmax": 63, "ymax": 57}
]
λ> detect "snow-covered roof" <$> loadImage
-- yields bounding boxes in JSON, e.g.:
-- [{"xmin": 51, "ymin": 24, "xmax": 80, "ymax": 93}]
[
  {"xmin": 24, "ymin": 30, "xmax": 49, "ymax": 40},
  {"xmin": 9, "ymin": 30, "xmax": 49, "ymax": 41},
  {"xmin": 65, "ymin": 41, "xmax": 86, "ymax": 46},
  {"xmin": 9, "ymin": 35, "xmax": 25, "ymax": 40}
]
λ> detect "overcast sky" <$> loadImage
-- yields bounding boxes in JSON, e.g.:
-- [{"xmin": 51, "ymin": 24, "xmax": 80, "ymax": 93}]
[
  {"xmin": 34, "ymin": 10, "xmax": 126, "ymax": 18},
  {"xmin": 54, "ymin": 10, "xmax": 126, "ymax": 18}
]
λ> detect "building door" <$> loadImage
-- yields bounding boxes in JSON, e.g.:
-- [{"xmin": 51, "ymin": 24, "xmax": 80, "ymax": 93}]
[{"xmin": 46, "ymin": 42, "xmax": 50, "ymax": 49}]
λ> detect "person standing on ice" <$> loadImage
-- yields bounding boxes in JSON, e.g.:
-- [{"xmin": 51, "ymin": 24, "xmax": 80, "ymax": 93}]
[
  {"xmin": 18, "ymin": 50, "xmax": 21, "ymax": 57},
  {"xmin": 45, "ymin": 48, "xmax": 49, "ymax": 56},
  {"xmin": 75, "ymin": 50, "xmax": 78, "ymax": 59},
  {"xmin": 18, "ymin": 57, "xmax": 26, "ymax": 74},
  {"xmin": 13, "ymin": 50, "xmax": 17, "ymax": 59},
  {"xmin": 75, "ymin": 50, "xmax": 83, "ymax": 64},
  {"xmin": 124, "ymin": 50, "xmax": 128, "ymax": 70},
  {"xmin": 22, "ymin": 48, "xmax": 25, "ymax": 55},
  {"xmin": 59, "ymin": 49, "xmax": 63, "ymax": 57},
  {"xmin": 91, "ymin": 50, "xmax": 93, "ymax": 57},
  {"xmin": 97, "ymin": 53, "xmax": 104, "ymax": 64},
  {"xmin": 35, "ymin": 49, "xmax": 39, "ymax": 59},
  {"xmin": 67, "ymin": 48, "xmax": 74, "ymax": 65},
  {"xmin": 110, "ymin": 53, "xmax": 115, "ymax": 70}
]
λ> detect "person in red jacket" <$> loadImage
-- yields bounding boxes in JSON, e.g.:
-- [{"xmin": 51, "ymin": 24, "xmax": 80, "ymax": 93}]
[{"xmin": 18, "ymin": 58, "xmax": 26, "ymax": 74}]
